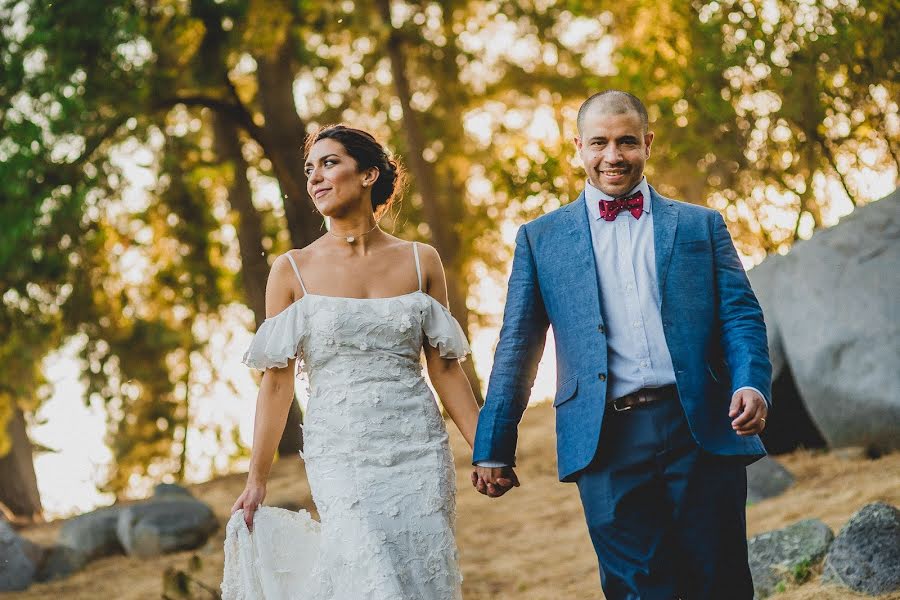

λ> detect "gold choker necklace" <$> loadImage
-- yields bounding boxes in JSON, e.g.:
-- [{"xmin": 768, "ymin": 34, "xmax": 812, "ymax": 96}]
[{"xmin": 327, "ymin": 223, "xmax": 379, "ymax": 243}]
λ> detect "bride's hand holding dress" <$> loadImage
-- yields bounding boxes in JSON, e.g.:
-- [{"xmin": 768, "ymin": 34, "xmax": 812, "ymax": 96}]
[{"xmin": 230, "ymin": 479, "xmax": 266, "ymax": 533}]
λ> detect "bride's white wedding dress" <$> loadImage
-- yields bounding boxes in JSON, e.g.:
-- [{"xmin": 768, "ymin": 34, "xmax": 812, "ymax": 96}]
[{"xmin": 222, "ymin": 243, "xmax": 469, "ymax": 600}]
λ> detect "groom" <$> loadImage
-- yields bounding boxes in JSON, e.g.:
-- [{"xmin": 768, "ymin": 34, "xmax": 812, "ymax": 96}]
[{"xmin": 472, "ymin": 91, "xmax": 771, "ymax": 599}]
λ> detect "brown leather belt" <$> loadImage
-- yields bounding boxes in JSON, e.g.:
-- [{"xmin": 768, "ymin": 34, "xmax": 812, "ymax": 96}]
[{"xmin": 608, "ymin": 384, "xmax": 677, "ymax": 413}]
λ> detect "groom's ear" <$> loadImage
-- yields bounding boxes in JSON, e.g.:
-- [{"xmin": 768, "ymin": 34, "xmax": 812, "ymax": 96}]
[{"xmin": 574, "ymin": 135, "xmax": 583, "ymax": 151}]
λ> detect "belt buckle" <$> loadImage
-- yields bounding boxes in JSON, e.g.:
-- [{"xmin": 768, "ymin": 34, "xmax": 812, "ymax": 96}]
[{"xmin": 613, "ymin": 398, "xmax": 634, "ymax": 412}]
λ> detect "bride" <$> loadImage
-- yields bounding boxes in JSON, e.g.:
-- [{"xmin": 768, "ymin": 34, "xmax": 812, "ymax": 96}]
[{"xmin": 222, "ymin": 125, "xmax": 482, "ymax": 599}]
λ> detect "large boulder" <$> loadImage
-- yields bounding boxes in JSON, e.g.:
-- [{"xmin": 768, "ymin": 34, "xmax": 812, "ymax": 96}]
[
  {"xmin": 152, "ymin": 483, "xmax": 194, "ymax": 499},
  {"xmin": 57, "ymin": 505, "xmax": 124, "ymax": 560},
  {"xmin": 748, "ymin": 518, "xmax": 834, "ymax": 598},
  {"xmin": 823, "ymin": 502, "xmax": 900, "ymax": 594},
  {"xmin": 116, "ymin": 498, "xmax": 218, "ymax": 558},
  {"xmin": 0, "ymin": 520, "xmax": 37, "ymax": 592},
  {"xmin": 746, "ymin": 456, "xmax": 794, "ymax": 503},
  {"xmin": 34, "ymin": 544, "xmax": 88, "ymax": 582},
  {"xmin": 749, "ymin": 190, "xmax": 900, "ymax": 452}
]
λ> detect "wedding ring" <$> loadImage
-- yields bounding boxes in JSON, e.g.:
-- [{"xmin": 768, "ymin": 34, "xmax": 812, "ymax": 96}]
[{"xmin": 760, "ymin": 417, "xmax": 767, "ymax": 426}]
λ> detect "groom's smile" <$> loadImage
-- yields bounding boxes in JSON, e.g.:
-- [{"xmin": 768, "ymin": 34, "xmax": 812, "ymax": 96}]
[{"xmin": 597, "ymin": 166, "xmax": 632, "ymax": 187}]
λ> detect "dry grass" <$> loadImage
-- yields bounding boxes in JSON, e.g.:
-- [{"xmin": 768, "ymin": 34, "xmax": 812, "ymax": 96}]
[{"xmin": 10, "ymin": 402, "xmax": 900, "ymax": 599}]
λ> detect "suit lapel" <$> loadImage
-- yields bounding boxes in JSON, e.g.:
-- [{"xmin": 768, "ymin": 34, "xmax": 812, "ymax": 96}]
[
  {"xmin": 651, "ymin": 187, "xmax": 679, "ymax": 297},
  {"xmin": 564, "ymin": 192, "xmax": 604, "ymax": 321}
]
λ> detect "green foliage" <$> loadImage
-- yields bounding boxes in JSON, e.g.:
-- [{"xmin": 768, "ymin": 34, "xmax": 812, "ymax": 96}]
[
  {"xmin": 0, "ymin": 0, "xmax": 236, "ymax": 492},
  {"xmin": 790, "ymin": 558, "xmax": 813, "ymax": 584},
  {"xmin": 0, "ymin": 0, "xmax": 144, "ymax": 452},
  {"xmin": 681, "ymin": 0, "xmax": 899, "ymax": 258}
]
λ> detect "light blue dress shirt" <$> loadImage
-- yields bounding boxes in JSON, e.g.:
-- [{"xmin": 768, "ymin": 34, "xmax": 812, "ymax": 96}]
[{"xmin": 584, "ymin": 177, "xmax": 677, "ymax": 400}]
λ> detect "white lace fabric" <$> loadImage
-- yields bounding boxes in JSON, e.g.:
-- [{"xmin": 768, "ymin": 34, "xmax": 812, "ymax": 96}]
[{"xmin": 224, "ymin": 290, "xmax": 470, "ymax": 599}]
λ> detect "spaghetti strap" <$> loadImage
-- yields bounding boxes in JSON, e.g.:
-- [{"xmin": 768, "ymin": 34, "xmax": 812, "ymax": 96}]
[
  {"xmin": 284, "ymin": 253, "xmax": 308, "ymax": 295},
  {"xmin": 412, "ymin": 242, "xmax": 423, "ymax": 292}
]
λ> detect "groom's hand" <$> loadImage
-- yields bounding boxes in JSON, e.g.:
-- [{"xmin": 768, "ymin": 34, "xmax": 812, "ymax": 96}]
[
  {"xmin": 729, "ymin": 389, "xmax": 768, "ymax": 436},
  {"xmin": 471, "ymin": 466, "xmax": 519, "ymax": 498}
]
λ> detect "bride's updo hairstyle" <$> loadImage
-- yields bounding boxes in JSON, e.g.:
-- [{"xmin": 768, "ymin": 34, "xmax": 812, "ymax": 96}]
[{"xmin": 305, "ymin": 125, "xmax": 406, "ymax": 216}]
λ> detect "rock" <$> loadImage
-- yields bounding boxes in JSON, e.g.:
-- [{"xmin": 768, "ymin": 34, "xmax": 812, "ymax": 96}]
[
  {"xmin": 0, "ymin": 520, "xmax": 37, "ymax": 592},
  {"xmin": 746, "ymin": 456, "xmax": 794, "ymax": 503},
  {"xmin": 748, "ymin": 518, "xmax": 834, "ymax": 599},
  {"xmin": 116, "ymin": 499, "xmax": 218, "ymax": 558},
  {"xmin": 57, "ymin": 505, "xmax": 124, "ymax": 560},
  {"xmin": 152, "ymin": 483, "xmax": 194, "ymax": 499},
  {"xmin": 823, "ymin": 502, "xmax": 900, "ymax": 594},
  {"xmin": 34, "ymin": 545, "xmax": 88, "ymax": 582},
  {"xmin": 748, "ymin": 190, "xmax": 900, "ymax": 452}
]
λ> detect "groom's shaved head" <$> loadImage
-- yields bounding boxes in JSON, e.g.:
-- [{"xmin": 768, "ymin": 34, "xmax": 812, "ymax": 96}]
[{"xmin": 577, "ymin": 90, "xmax": 649, "ymax": 135}]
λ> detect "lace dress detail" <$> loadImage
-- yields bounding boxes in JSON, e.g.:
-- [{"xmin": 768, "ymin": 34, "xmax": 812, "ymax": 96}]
[{"xmin": 223, "ymin": 244, "xmax": 469, "ymax": 600}]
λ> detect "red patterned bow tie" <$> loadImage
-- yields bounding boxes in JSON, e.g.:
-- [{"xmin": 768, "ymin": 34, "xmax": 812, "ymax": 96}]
[{"xmin": 599, "ymin": 191, "xmax": 644, "ymax": 221}]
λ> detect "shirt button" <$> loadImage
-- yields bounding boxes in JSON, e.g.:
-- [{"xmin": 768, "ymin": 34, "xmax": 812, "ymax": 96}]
[
  {"xmin": 598, "ymin": 373, "xmax": 607, "ymax": 381},
  {"xmin": 640, "ymin": 360, "xmax": 649, "ymax": 368},
  {"xmin": 632, "ymin": 321, "xmax": 640, "ymax": 328},
  {"xmin": 626, "ymin": 284, "xmax": 634, "ymax": 291}
]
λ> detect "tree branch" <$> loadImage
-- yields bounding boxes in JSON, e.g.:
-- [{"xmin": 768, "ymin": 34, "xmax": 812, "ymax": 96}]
[
  {"xmin": 819, "ymin": 138, "xmax": 857, "ymax": 208},
  {"xmin": 154, "ymin": 95, "xmax": 265, "ymax": 142}
]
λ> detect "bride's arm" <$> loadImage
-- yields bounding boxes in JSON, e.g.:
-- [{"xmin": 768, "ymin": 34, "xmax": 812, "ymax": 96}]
[
  {"xmin": 419, "ymin": 244, "xmax": 480, "ymax": 449},
  {"xmin": 232, "ymin": 254, "xmax": 301, "ymax": 529}
]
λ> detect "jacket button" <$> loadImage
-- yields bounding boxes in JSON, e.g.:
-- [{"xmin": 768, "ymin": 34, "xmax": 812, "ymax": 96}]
[
  {"xmin": 598, "ymin": 373, "xmax": 606, "ymax": 381},
  {"xmin": 598, "ymin": 324, "xmax": 605, "ymax": 334}
]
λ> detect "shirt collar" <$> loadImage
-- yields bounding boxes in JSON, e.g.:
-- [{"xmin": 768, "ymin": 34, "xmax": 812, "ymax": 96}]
[{"xmin": 584, "ymin": 177, "xmax": 651, "ymax": 221}]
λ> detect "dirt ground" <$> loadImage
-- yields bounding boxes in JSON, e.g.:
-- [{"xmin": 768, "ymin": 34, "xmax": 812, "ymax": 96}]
[{"xmin": 9, "ymin": 402, "xmax": 900, "ymax": 600}]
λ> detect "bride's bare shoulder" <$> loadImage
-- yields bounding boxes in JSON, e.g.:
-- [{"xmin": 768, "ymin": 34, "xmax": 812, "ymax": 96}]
[
  {"xmin": 283, "ymin": 239, "xmax": 329, "ymax": 265},
  {"xmin": 412, "ymin": 241, "xmax": 442, "ymax": 266}
]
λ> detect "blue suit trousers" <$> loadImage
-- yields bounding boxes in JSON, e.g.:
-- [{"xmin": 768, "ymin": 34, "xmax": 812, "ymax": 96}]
[{"xmin": 576, "ymin": 391, "xmax": 753, "ymax": 600}]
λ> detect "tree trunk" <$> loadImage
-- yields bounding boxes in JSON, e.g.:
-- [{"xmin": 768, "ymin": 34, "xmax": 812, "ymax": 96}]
[
  {"xmin": 445, "ymin": 266, "xmax": 484, "ymax": 403},
  {"xmin": 177, "ymin": 347, "xmax": 192, "ymax": 482},
  {"xmin": 378, "ymin": 0, "xmax": 484, "ymax": 402},
  {"xmin": 0, "ymin": 408, "xmax": 42, "ymax": 522},
  {"xmin": 212, "ymin": 112, "xmax": 304, "ymax": 456},
  {"xmin": 212, "ymin": 113, "xmax": 269, "ymax": 326},
  {"xmin": 255, "ymin": 38, "xmax": 323, "ymax": 251}
]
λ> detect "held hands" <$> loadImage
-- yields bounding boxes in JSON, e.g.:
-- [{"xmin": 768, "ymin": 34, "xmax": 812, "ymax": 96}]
[
  {"xmin": 471, "ymin": 466, "xmax": 520, "ymax": 498},
  {"xmin": 231, "ymin": 479, "xmax": 267, "ymax": 532},
  {"xmin": 729, "ymin": 389, "xmax": 768, "ymax": 436}
]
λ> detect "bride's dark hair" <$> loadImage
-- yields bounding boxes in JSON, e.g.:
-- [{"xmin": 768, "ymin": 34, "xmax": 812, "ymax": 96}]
[{"xmin": 305, "ymin": 125, "xmax": 406, "ymax": 215}]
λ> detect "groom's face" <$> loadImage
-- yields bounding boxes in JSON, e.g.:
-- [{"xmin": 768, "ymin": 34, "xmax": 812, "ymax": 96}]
[{"xmin": 575, "ymin": 109, "xmax": 653, "ymax": 198}]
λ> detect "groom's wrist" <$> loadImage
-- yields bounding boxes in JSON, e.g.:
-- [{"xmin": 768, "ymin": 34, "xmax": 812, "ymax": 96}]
[{"xmin": 474, "ymin": 460, "xmax": 509, "ymax": 468}]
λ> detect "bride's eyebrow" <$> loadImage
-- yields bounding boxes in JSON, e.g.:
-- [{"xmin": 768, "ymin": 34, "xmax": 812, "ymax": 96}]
[{"xmin": 304, "ymin": 153, "xmax": 339, "ymax": 167}]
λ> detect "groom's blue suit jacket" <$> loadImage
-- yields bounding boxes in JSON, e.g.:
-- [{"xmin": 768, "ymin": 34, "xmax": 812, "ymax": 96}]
[{"xmin": 473, "ymin": 188, "xmax": 772, "ymax": 482}]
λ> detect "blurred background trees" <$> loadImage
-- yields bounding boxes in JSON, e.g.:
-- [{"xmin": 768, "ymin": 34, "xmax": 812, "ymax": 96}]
[{"xmin": 0, "ymin": 0, "xmax": 896, "ymax": 520}]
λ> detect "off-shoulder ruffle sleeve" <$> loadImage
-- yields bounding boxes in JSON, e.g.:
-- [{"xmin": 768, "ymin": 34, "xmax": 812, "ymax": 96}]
[
  {"xmin": 422, "ymin": 297, "xmax": 471, "ymax": 360},
  {"xmin": 241, "ymin": 304, "xmax": 306, "ymax": 370}
]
